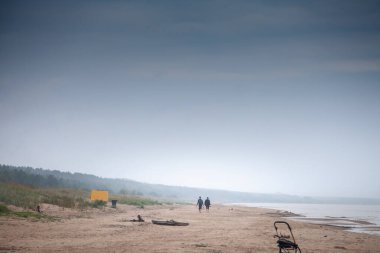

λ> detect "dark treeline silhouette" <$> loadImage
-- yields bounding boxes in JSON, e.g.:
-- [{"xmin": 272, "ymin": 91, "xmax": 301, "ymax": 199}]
[
  {"xmin": 1, "ymin": 165, "xmax": 63, "ymax": 188},
  {"xmin": 0, "ymin": 164, "xmax": 109, "ymax": 191}
]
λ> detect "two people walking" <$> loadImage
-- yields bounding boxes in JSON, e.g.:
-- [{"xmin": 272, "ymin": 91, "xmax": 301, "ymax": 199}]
[{"xmin": 197, "ymin": 196, "xmax": 211, "ymax": 212}]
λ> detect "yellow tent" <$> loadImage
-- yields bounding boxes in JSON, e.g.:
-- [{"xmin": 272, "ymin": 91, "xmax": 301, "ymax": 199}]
[{"xmin": 91, "ymin": 190, "xmax": 109, "ymax": 202}]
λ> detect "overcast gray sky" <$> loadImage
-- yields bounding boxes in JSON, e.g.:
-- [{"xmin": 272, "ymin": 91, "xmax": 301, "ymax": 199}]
[{"xmin": 1, "ymin": 0, "xmax": 380, "ymax": 198}]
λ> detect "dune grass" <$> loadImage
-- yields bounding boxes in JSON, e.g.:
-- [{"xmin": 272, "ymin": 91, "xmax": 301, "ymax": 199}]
[
  {"xmin": 0, "ymin": 182, "xmax": 163, "ymax": 211},
  {"xmin": 0, "ymin": 204, "xmax": 57, "ymax": 220},
  {"xmin": 0, "ymin": 182, "xmax": 92, "ymax": 210},
  {"xmin": 0, "ymin": 204, "xmax": 10, "ymax": 214},
  {"xmin": 0, "ymin": 183, "xmax": 41, "ymax": 209},
  {"xmin": 111, "ymin": 194, "xmax": 161, "ymax": 208},
  {"xmin": 89, "ymin": 199, "xmax": 107, "ymax": 208}
]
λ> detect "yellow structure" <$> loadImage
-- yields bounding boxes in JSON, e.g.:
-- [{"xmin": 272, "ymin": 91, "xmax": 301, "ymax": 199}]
[{"xmin": 91, "ymin": 190, "xmax": 109, "ymax": 202}]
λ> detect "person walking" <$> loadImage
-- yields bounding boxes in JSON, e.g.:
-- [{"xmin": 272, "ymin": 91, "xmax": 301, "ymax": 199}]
[
  {"xmin": 205, "ymin": 197, "xmax": 211, "ymax": 211},
  {"xmin": 197, "ymin": 196, "xmax": 203, "ymax": 213}
]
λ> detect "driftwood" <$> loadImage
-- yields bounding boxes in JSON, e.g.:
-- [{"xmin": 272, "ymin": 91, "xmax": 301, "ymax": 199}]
[
  {"xmin": 130, "ymin": 215, "xmax": 145, "ymax": 222},
  {"xmin": 151, "ymin": 219, "xmax": 189, "ymax": 226}
]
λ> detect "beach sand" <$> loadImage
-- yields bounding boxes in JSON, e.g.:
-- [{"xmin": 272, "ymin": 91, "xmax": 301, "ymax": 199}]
[{"xmin": 0, "ymin": 204, "xmax": 379, "ymax": 252}]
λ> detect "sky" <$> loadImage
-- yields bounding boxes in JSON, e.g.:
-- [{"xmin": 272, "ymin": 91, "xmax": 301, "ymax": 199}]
[{"xmin": 1, "ymin": 0, "xmax": 380, "ymax": 198}]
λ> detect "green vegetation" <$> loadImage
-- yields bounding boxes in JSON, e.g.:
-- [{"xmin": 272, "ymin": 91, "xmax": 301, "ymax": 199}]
[
  {"xmin": 0, "ymin": 165, "xmax": 168, "ymax": 212},
  {"xmin": 12, "ymin": 211, "xmax": 43, "ymax": 219},
  {"xmin": 0, "ymin": 183, "xmax": 41, "ymax": 209},
  {"xmin": 0, "ymin": 204, "xmax": 10, "ymax": 214},
  {"xmin": 0, "ymin": 164, "xmax": 109, "ymax": 192},
  {"xmin": 112, "ymin": 194, "xmax": 161, "ymax": 208},
  {"xmin": 89, "ymin": 200, "xmax": 107, "ymax": 208},
  {"xmin": 0, "ymin": 204, "xmax": 54, "ymax": 220},
  {"xmin": 0, "ymin": 182, "xmax": 93, "ymax": 210},
  {"xmin": 0, "ymin": 165, "xmax": 65, "ymax": 188},
  {"xmin": 0, "ymin": 165, "xmax": 177, "ymax": 201},
  {"xmin": 0, "ymin": 182, "xmax": 162, "ymax": 213},
  {"xmin": 39, "ymin": 188, "xmax": 91, "ymax": 209}
]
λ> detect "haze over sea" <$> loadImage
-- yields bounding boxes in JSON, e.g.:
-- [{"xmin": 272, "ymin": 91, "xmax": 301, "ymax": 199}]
[{"xmin": 235, "ymin": 203, "xmax": 380, "ymax": 235}]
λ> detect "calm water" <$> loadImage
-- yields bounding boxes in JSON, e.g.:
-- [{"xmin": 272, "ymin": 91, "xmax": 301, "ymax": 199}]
[{"xmin": 233, "ymin": 203, "xmax": 380, "ymax": 235}]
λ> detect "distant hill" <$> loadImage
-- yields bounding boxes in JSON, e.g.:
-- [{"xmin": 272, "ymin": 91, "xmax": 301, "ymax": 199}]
[{"xmin": 1, "ymin": 164, "xmax": 379, "ymax": 205}]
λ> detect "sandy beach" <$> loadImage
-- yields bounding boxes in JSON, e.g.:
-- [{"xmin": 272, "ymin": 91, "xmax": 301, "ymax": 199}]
[{"xmin": 0, "ymin": 204, "xmax": 379, "ymax": 253}]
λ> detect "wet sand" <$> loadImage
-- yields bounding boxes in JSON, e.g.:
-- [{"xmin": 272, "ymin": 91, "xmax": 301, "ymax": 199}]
[{"xmin": 0, "ymin": 204, "xmax": 379, "ymax": 252}]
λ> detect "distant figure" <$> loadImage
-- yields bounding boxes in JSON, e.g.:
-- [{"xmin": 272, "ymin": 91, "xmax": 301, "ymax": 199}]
[
  {"xmin": 205, "ymin": 197, "xmax": 211, "ymax": 211},
  {"xmin": 197, "ymin": 196, "xmax": 203, "ymax": 212}
]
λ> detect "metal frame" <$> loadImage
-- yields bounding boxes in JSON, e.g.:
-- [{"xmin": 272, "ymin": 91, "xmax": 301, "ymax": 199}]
[{"xmin": 274, "ymin": 221, "xmax": 302, "ymax": 253}]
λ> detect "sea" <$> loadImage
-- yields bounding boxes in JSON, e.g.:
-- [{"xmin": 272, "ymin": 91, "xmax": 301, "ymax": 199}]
[{"xmin": 233, "ymin": 203, "xmax": 380, "ymax": 235}]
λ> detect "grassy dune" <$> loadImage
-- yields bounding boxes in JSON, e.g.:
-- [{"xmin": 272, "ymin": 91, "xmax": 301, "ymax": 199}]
[
  {"xmin": 0, "ymin": 182, "xmax": 92, "ymax": 209},
  {"xmin": 0, "ymin": 182, "xmax": 163, "ymax": 213},
  {"xmin": 0, "ymin": 204, "xmax": 50, "ymax": 220}
]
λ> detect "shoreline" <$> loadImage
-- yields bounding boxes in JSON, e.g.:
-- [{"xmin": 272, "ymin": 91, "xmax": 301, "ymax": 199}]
[
  {"xmin": 0, "ymin": 203, "xmax": 379, "ymax": 252},
  {"xmin": 231, "ymin": 202, "xmax": 380, "ymax": 236}
]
